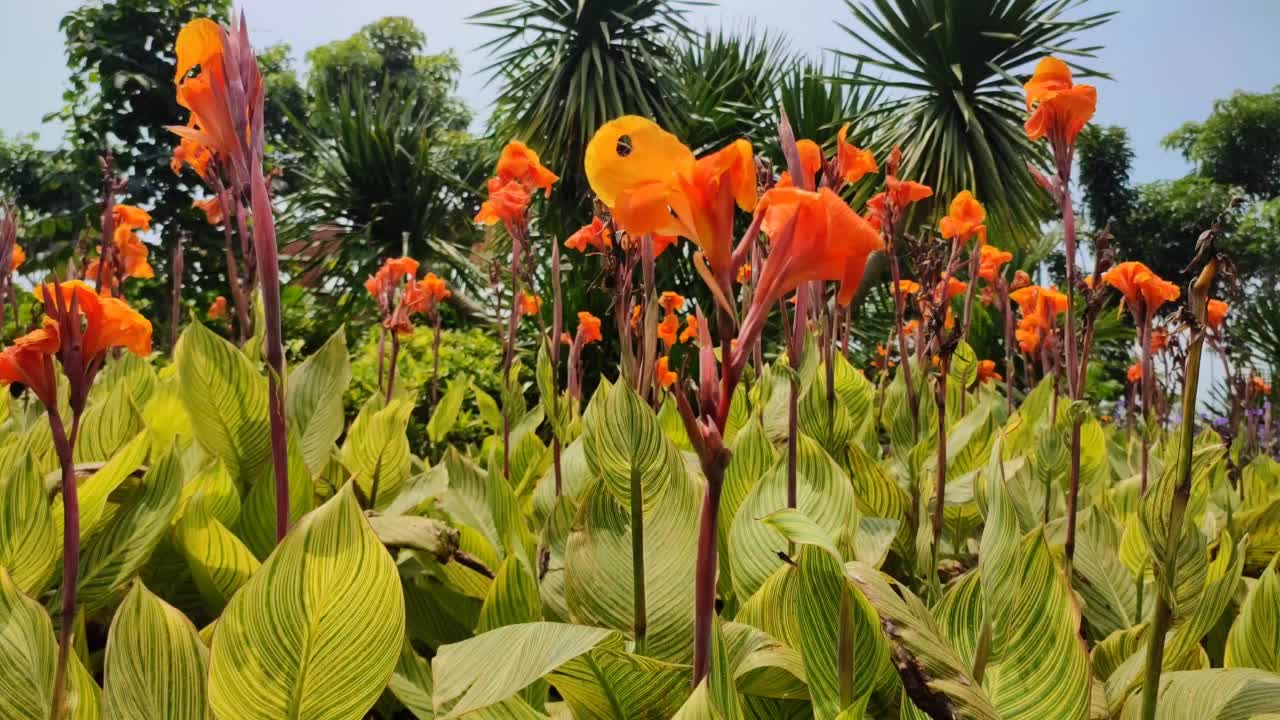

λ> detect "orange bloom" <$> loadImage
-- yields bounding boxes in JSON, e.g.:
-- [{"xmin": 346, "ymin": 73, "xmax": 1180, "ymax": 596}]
[
  {"xmin": 114, "ymin": 205, "xmax": 151, "ymax": 231},
  {"xmin": 978, "ymin": 244, "xmax": 1013, "ymax": 284},
  {"xmin": 659, "ymin": 291, "xmax": 685, "ymax": 313},
  {"xmin": 680, "ymin": 315, "xmax": 699, "ymax": 344},
  {"xmin": 193, "ymin": 196, "xmax": 223, "ymax": 225},
  {"xmin": 655, "ymin": 355, "xmax": 678, "ymax": 389},
  {"xmin": 1150, "ymin": 328, "xmax": 1169, "ymax": 353},
  {"xmin": 171, "ymin": 136, "xmax": 212, "ymax": 179},
  {"xmin": 0, "ymin": 320, "xmax": 61, "ymax": 405},
  {"xmin": 657, "ymin": 313, "xmax": 679, "ymax": 347},
  {"xmin": 630, "ymin": 304, "xmax": 643, "ymax": 332},
  {"xmin": 38, "ymin": 280, "xmax": 153, "ymax": 359},
  {"xmin": 1102, "ymin": 261, "xmax": 1180, "ymax": 316},
  {"xmin": 902, "ymin": 319, "xmax": 919, "ymax": 337},
  {"xmin": 976, "ymin": 359, "xmax": 1002, "ymax": 384},
  {"xmin": 936, "ymin": 275, "xmax": 967, "ymax": 303},
  {"xmin": 776, "ymin": 139, "xmax": 823, "ymax": 189},
  {"xmin": 1024, "ymin": 57, "xmax": 1097, "ymax": 146},
  {"xmin": 1127, "ymin": 362, "xmax": 1143, "ymax": 383},
  {"xmin": 736, "ymin": 263, "xmax": 752, "ymax": 284},
  {"xmin": 1010, "ymin": 285, "xmax": 1069, "ymax": 353},
  {"xmin": 565, "ymin": 217, "xmax": 612, "ymax": 253},
  {"xmin": 520, "ymin": 292, "xmax": 542, "ymax": 316},
  {"xmin": 11, "ymin": 244, "xmax": 25, "ymax": 271},
  {"xmin": 170, "ymin": 19, "xmax": 247, "ymax": 167},
  {"xmin": 1206, "ymin": 299, "xmax": 1228, "ymax": 330},
  {"xmin": 474, "ymin": 177, "xmax": 532, "ymax": 226},
  {"xmin": 1253, "ymin": 375, "xmax": 1272, "ymax": 397},
  {"xmin": 577, "ymin": 311, "xmax": 603, "ymax": 345},
  {"xmin": 494, "ymin": 141, "xmax": 559, "ymax": 196},
  {"xmin": 939, "ymin": 191, "xmax": 986, "ymax": 244},
  {"xmin": 836, "ymin": 123, "xmax": 877, "ymax": 185},
  {"xmin": 209, "ymin": 295, "xmax": 227, "ymax": 320},
  {"xmin": 754, "ymin": 186, "xmax": 884, "ymax": 307},
  {"xmin": 585, "ymin": 116, "xmax": 755, "ymax": 279},
  {"xmin": 651, "ymin": 233, "xmax": 679, "ymax": 258},
  {"xmin": 865, "ymin": 175, "xmax": 933, "ymax": 232},
  {"xmin": 420, "ymin": 273, "xmax": 451, "ymax": 305},
  {"xmin": 895, "ymin": 279, "xmax": 921, "ymax": 295}
]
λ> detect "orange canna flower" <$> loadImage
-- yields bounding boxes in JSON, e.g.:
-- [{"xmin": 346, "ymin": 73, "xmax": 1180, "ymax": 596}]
[
  {"xmin": 895, "ymin": 279, "xmax": 921, "ymax": 295},
  {"xmin": 630, "ymin": 304, "xmax": 643, "ymax": 332},
  {"xmin": 1206, "ymin": 299, "xmax": 1228, "ymax": 330},
  {"xmin": 520, "ymin": 292, "xmax": 542, "ymax": 317},
  {"xmin": 657, "ymin": 313, "xmax": 679, "ymax": 347},
  {"xmin": 836, "ymin": 123, "xmax": 877, "ymax": 185},
  {"xmin": 577, "ymin": 311, "xmax": 603, "ymax": 345},
  {"xmin": 659, "ymin": 291, "xmax": 685, "ymax": 313},
  {"xmin": 565, "ymin": 217, "xmax": 613, "ymax": 253},
  {"xmin": 193, "ymin": 196, "xmax": 223, "ymax": 225},
  {"xmin": 1024, "ymin": 57, "xmax": 1097, "ymax": 146},
  {"xmin": 1010, "ymin": 285, "xmax": 1069, "ymax": 353},
  {"xmin": 474, "ymin": 177, "xmax": 532, "ymax": 226},
  {"xmin": 38, "ymin": 280, "xmax": 153, "ymax": 359},
  {"xmin": 171, "ymin": 136, "xmax": 212, "ymax": 179},
  {"xmin": 494, "ymin": 141, "xmax": 559, "ymax": 196},
  {"xmin": 754, "ymin": 186, "xmax": 884, "ymax": 307},
  {"xmin": 978, "ymin": 244, "xmax": 1013, "ymax": 284},
  {"xmin": 420, "ymin": 273, "xmax": 451, "ymax": 305},
  {"xmin": 1127, "ymin": 362, "xmax": 1142, "ymax": 383},
  {"xmin": 680, "ymin": 315, "xmax": 699, "ymax": 344},
  {"xmin": 170, "ymin": 19, "xmax": 247, "ymax": 168},
  {"xmin": 11, "ymin": 244, "xmax": 25, "ymax": 271},
  {"xmin": 939, "ymin": 191, "xmax": 986, "ymax": 244},
  {"xmin": 209, "ymin": 295, "xmax": 227, "ymax": 320},
  {"xmin": 585, "ymin": 116, "xmax": 755, "ymax": 280},
  {"xmin": 902, "ymin": 319, "xmax": 919, "ymax": 337},
  {"xmin": 1102, "ymin": 261, "xmax": 1180, "ymax": 317},
  {"xmin": 736, "ymin": 263, "xmax": 752, "ymax": 284},
  {"xmin": 935, "ymin": 275, "xmax": 967, "ymax": 303},
  {"xmin": 0, "ymin": 319, "xmax": 61, "ymax": 405},
  {"xmin": 113, "ymin": 205, "xmax": 151, "ymax": 231},
  {"xmin": 1253, "ymin": 375, "xmax": 1272, "ymax": 396},
  {"xmin": 1150, "ymin": 328, "xmax": 1169, "ymax": 353},
  {"xmin": 976, "ymin": 359, "xmax": 1002, "ymax": 384},
  {"xmin": 776, "ymin": 139, "xmax": 823, "ymax": 189},
  {"xmin": 655, "ymin": 355, "xmax": 678, "ymax": 389},
  {"xmin": 1011, "ymin": 269, "xmax": 1032, "ymax": 291}
]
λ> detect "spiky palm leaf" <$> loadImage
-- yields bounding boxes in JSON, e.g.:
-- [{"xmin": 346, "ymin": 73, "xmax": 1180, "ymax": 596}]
[
  {"xmin": 473, "ymin": 0, "xmax": 694, "ymax": 233},
  {"xmin": 282, "ymin": 79, "xmax": 489, "ymax": 317},
  {"xmin": 835, "ymin": 0, "xmax": 1114, "ymax": 242}
]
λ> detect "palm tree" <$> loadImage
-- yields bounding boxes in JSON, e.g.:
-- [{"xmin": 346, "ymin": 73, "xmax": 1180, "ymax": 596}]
[
  {"xmin": 472, "ymin": 0, "xmax": 694, "ymax": 233},
  {"xmin": 835, "ymin": 0, "xmax": 1114, "ymax": 241}
]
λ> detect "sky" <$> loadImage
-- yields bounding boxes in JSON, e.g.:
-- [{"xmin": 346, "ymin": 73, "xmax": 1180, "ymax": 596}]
[{"xmin": 2, "ymin": 0, "xmax": 1278, "ymax": 187}]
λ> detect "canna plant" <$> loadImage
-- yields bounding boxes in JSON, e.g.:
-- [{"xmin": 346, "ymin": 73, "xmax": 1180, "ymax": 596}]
[{"xmin": 1, "ymin": 9, "xmax": 1279, "ymax": 720}]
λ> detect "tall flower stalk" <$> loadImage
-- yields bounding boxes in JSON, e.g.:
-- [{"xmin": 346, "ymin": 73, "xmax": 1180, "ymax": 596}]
[
  {"xmin": 0, "ymin": 281, "xmax": 151, "ymax": 718},
  {"xmin": 1139, "ymin": 241, "xmax": 1219, "ymax": 720}
]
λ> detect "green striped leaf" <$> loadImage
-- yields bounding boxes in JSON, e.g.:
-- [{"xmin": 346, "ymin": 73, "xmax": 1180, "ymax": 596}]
[
  {"xmin": 433, "ymin": 622, "xmax": 614, "ymax": 718},
  {"xmin": 1118, "ymin": 669, "xmax": 1280, "ymax": 719},
  {"xmin": 0, "ymin": 453, "xmax": 56, "ymax": 595},
  {"xmin": 1072, "ymin": 507, "xmax": 1137, "ymax": 640},
  {"xmin": 0, "ymin": 566, "xmax": 100, "ymax": 719},
  {"xmin": 1225, "ymin": 553, "xmax": 1280, "ymax": 672},
  {"xmin": 797, "ymin": 364, "xmax": 855, "ymax": 451},
  {"xmin": 286, "ymin": 328, "xmax": 351, "ymax": 476},
  {"xmin": 52, "ymin": 432, "xmax": 150, "ymax": 554},
  {"xmin": 102, "ymin": 581, "xmax": 210, "ymax": 719},
  {"xmin": 720, "ymin": 418, "xmax": 778, "ymax": 589},
  {"xmin": 979, "ymin": 443, "xmax": 1021, "ymax": 661},
  {"xmin": 581, "ymin": 381, "xmax": 681, "ymax": 513},
  {"xmin": 175, "ymin": 319, "xmax": 271, "ymax": 482},
  {"xmin": 173, "ymin": 498, "xmax": 260, "ymax": 614},
  {"xmin": 730, "ymin": 434, "xmax": 856, "ymax": 602},
  {"xmin": 428, "ymin": 376, "xmax": 468, "ymax": 445},
  {"xmin": 237, "ymin": 428, "xmax": 316, "ymax": 560},
  {"xmin": 547, "ymin": 641, "xmax": 691, "ymax": 720},
  {"xmin": 174, "ymin": 460, "xmax": 241, "ymax": 531},
  {"xmin": 672, "ymin": 618, "xmax": 743, "ymax": 720},
  {"xmin": 74, "ymin": 378, "xmax": 144, "ymax": 463},
  {"xmin": 208, "ymin": 483, "xmax": 405, "ymax": 720},
  {"xmin": 75, "ymin": 444, "xmax": 184, "ymax": 617},
  {"xmin": 341, "ymin": 395, "xmax": 413, "ymax": 510}
]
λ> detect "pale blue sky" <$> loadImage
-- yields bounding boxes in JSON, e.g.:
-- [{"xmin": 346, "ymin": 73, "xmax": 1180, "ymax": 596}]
[{"xmin": 2, "ymin": 0, "xmax": 1279, "ymax": 186}]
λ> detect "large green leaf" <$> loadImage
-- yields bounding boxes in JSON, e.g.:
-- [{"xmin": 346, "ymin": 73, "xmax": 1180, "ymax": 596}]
[
  {"xmin": 173, "ymin": 498, "xmax": 260, "ymax": 614},
  {"xmin": 207, "ymin": 483, "xmax": 405, "ymax": 720},
  {"xmin": 432, "ymin": 622, "xmax": 614, "ymax": 718},
  {"xmin": 0, "ymin": 453, "xmax": 56, "ymax": 595},
  {"xmin": 75, "ymin": 444, "xmax": 184, "ymax": 617},
  {"xmin": 74, "ymin": 378, "xmax": 144, "ymax": 463},
  {"xmin": 547, "ymin": 642, "xmax": 692, "ymax": 720},
  {"xmin": 286, "ymin": 328, "xmax": 352, "ymax": 476},
  {"xmin": 1225, "ymin": 554, "xmax": 1280, "ymax": 672},
  {"xmin": 237, "ymin": 429, "xmax": 317, "ymax": 560},
  {"xmin": 0, "ymin": 567, "xmax": 100, "ymax": 719},
  {"xmin": 1072, "ymin": 507, "xmax": 1137, "ymax": 640},
  {"xmin": 341, "ymin": 395, "xmax": 413, "ymax": 509},
  {"xmin": 175, "ymin": 320, "xmax": 270, "ymax": 482},
  {"xmin": 1118, "ymin": 669, "xmax": 1280, "ymax": 719},
  {"xmin": 428, "ymin": 376, "xmax": 469, "ymax": 445},
  {"xmin": 102, "ymin": 581, "xmax": 210, "ymax": 719},
  {"xmin": 581, "ymin": 381, "xmax": 682, "ymax": 513}
]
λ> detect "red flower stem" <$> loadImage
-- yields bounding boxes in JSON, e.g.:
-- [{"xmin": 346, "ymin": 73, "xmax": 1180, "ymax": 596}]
[
  {"xmin": 48, "ymin": 407, "xmax": 81, "ymax": 720},
  {"xmin": 931, "ymin": 353, "xmax": 949, "ymax": 575},
  {"xmin": 250, "ymin": 172, "xmax": 289, "ymax": 543},
  {"xmin": 1140, "ymin": 312, "xmax": 1154, "ymax": 493},
  {"xmin": 385, "ymin": 331, "xmax": 400, "ymax": 404},
  {"xmin": 501, "ymin": 225, "xmax": 523, "ymax": 481},
  {"xmin": 885, "ymin": 224, "xmax": 919, "ymax": 435},
  {"xmin": 216, "ymin": 186, "xmax": 250, "ymax": 344},
  {"xmin": 1002, "ymin": 285, "xmax": 1015, "ymax": 415},
  {"xmin": 169, "ymin": 240, "xmax": 184, "ymax": 350}
]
